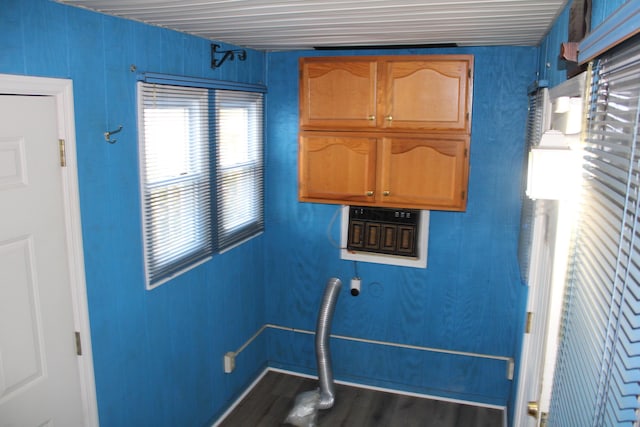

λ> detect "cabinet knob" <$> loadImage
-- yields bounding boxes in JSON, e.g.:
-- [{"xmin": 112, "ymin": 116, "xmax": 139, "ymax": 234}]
[
  {"xmin": 385, "ymin": 115, "xmax": 393, "ymax": 121},
  {"xmin": 367, "ymin": 115, "xmax": 375, "ymax": 121},
  {"xmin": 383, "ymin": 191, "xmax": 390, "ymax": 196},
  {"xmin": 366, "ymin": 191, "xmax": 374, "ymax": 196}
]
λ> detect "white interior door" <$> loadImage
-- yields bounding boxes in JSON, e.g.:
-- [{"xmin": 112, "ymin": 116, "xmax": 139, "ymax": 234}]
[
  {"xmin": 514, "ymin": 200, "xmax": 559, "ymax": 426},
  {"xmin": 514, "ymin": 74, "xmax": 586, "ymax": 426},
  {"xmin": 0, "ymin": 95, "xmax": 86, "ymax": 426}
]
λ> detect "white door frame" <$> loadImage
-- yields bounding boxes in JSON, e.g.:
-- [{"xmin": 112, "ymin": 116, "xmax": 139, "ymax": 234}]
[
  {"xmin": 0, "ymin": 73, "xmax": 99, "ymax": 427},
  {"xmin": 514, "ymin": 73, "xmax": 587, "ymax": 426}
]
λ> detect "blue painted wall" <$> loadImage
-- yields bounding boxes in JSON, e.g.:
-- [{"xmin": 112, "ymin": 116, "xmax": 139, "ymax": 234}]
[
  {"xmin": 538, "ymin": 3, "xmax": 571, "ymax": 87},
  {"xmin": 591, "ymin": 0, "xmax": 628, "ymax": 28},
  {"xmin": 13, "ymin": 0, "xmax": 634, "ymax": 424},
  {"xmin": 537, "ymin": 0, "xmax": 628, "ymax": 86},
  {"xmin": 1, "ymin": 0, "xmax": 267, "ymax": 426},
  {"xmin": 264, "ymin": 46, "xmax": 537, "ymax": 408}
]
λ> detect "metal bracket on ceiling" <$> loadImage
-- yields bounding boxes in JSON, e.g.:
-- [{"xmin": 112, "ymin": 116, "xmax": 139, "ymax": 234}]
[{"xmin": 211, "ymin": 44, "xmax": 247, "ymax": 69}]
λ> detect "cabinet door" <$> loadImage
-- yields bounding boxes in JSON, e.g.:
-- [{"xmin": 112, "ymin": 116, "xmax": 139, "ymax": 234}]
[
  {"xmin": 300, "ymin": 58, "xmax": 378, "ymax": 130},
  {"xmin": 299, "ymin": 133, "xmax": 377, "ymax": 204},
  {"xmin": 379, "ymin": 135, "xmax": 469, "ymax": 210},
  {"xmin": 380, "ymin": 56, "xmax": 473, "ymax": 133}
]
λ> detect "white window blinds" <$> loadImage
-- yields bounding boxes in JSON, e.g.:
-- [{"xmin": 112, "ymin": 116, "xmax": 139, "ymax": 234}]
[
  {"xmin": 138, "ymin": 79, "xmax": 265, "ymax": 289},
  {"xmin": 138, "ymin": 83, "xmax": 213, "ymax": 288},
  {"xmin": 215, "ymin": 90, "xmax": 264, "ymax": 251},
  {"xmin": 549, "ymin": 38, "xmax": 640, "ymax": 426},
  {"xmin": 518, "ymin": 85, "xmax": 549, "ymax": 283}
]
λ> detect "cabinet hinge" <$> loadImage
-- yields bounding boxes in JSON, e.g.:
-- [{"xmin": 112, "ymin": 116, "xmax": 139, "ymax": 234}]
[
  {"xmin": 464, "ymin": 148, "xmax": 468, "ymax": 157},
  {"xmin": 468, "ymin": 69, "xmax": 471, "ymax": 79},
  {"xmin": 461, "ymin": 190, "xmax": 466, "ymax": 200},
  {"xmin": 74, "ymin": 331, "xmax": 82, "ymax": 356},
  {"xmin": 525, "ymin": 312, "xmax": 533, "ymax": 334},
  {"xmin": 59, "ymin": 139, "xmax": 67, "ymax": 167}
]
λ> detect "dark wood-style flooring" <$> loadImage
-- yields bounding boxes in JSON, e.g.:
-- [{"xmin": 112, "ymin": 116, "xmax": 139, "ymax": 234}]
[{"xmin": 217, "ymin": 371, "xmax": 504, "ymax": 427}]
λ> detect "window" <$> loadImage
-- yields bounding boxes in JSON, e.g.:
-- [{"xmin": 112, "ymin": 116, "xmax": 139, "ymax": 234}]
[
  {"xmin": 517, "ymin": 83, "xmax": 549, "ymax": 283},
  {"xmin": 548, "ymin": 38, "xmax": 640, "ymax": 426},
  {"xmin": 215, "ymin": 90, "xmax": 264, "ymax": 251},
  {"xmin": 138, "ymin": 81, "xmax": 264, "ymax": 289}
]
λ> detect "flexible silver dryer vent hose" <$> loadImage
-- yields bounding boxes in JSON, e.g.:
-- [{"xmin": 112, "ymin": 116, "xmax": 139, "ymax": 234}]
[{"xmin": 316, "ymin": 277, "xmax": 342, "ymax": 409}]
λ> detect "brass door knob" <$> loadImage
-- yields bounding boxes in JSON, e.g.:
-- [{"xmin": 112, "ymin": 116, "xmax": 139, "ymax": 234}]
[
  {"xmin": 367, "ymin": 115, "xmax": 375, "ymax": 121},
  {"xmin": 385, "ymin": 115, "xmax": 393, "ymax": 121},
  {"xmin": 383, "ymin": 191, "xmax": 390, "ymax": 196},
  {"xmin": 366, "ymin": 191, "xmax": 374, "ymax": 196}
]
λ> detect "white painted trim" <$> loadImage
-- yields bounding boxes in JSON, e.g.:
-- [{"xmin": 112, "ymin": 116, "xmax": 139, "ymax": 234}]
[
  {"xmin": 266, "ymin": 324, "xmax": 512, "ymax": 366},
  {"xmin": 225, "ymin": 323, "xmax": 513, "ymax": 382},
  {"xmin": 515, "ymin": 72, "xmax": 586, "ymax": 426},
  {"xmin": 513, "ymin": 202, "xmax": 554, "ymax": 427},
  {"xmin": 0, "ymin": 73, "xmax": 100, "ymax": 427},
  {"xmin": 548, "ymin": 71, "xmax": 586, "ymax": 100},
  {"xmin": 212, "ymin": 367, "xmax": 506, "ymax": 426}
]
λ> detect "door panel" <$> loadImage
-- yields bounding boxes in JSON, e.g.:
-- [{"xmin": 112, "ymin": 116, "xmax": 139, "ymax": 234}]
[
  {"xmin": 299, "ymin": 132, "xmax": 377, "ymax": 204},
  {"xmin": 379, "ymin": 135, "xmax": 468, "ymax": 210},
  {"xmin": 0, "ymin": 95, "xmax": 85, "ymax": 427},
  {"xmin": 300, "ymin": 58, "xmax": 378, "ymax": 129},
  {"xmin": 382, "ymin": 58, "xmax": 471, "ymax": 132}
]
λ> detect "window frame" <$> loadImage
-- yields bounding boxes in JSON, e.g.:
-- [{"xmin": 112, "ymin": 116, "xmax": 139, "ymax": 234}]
[
  {"xmin": 215, "ymin": 90, "xmax": 265, "ymax": 252},
  {"xmin": 137, "ymin": 75, "xmax": 266, "ymax": 290},
  {"xmin": 549, "ymin": 38, "xmax": 640, "ymax": 426}
]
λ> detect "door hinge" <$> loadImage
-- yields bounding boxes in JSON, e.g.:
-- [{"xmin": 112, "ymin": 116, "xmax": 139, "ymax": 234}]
[
  {"xmin": 59, "ymin": 139, "xmax": 67, "ymax": 167},
  {"xmin": 525, "ymin": 311, "xmax": 533, "ymax": 334},
  {"xmin": 74, "ymin": 331, "xmax": 82, "ymax": 356},
  {"xmin": 540, "ymin": 412, "xmax": 549, "ymax": 427},
  {"xmin": 461, "ymin": 190, "xmax": 466, "ymax": 200}
]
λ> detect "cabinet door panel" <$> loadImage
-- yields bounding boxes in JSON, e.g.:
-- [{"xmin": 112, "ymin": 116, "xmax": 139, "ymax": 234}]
[
  {"xmin": 299, "ymin": 133, "xmax": 377, "ymax": 203},
  {"xmin": 382, "ymin": 58, "xmax": 472, "ymax": 132},
  {"xmin": 300, "ymin": 58, "xmax": 377, "ymax": 129},
  {"xmin": 379, "ymin": 136, "xmax": 469, "ymax": 210}
]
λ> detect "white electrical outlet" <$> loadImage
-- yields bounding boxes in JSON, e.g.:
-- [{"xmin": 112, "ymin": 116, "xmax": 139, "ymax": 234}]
[{"xmin": 224, "ymin": 352, "xmax": 235, "ymax": 373}]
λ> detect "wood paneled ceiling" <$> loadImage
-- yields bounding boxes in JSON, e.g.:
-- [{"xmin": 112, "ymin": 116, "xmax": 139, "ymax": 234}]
[{"xmin": 59, "ymin": 0, "xmax": 568, "ymax": 51}]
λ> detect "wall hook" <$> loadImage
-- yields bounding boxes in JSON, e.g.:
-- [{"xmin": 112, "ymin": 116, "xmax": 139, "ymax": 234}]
[
  {"xmin": 211, "ymin": 44, "xmax": 247, "ymax": 69},
  {"xmin": 104, "ymin": 125, "xmax": 123, "ymax": 144}
]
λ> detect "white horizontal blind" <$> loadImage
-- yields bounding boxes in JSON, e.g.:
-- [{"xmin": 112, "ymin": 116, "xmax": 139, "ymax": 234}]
[
  {"xmin": 549, "ymin": 39, "xmax": 640, "ymax": 426},
  {"xmin": 138, "ymin": 82, "xmax": 213, "ymax": 288},
  {"xmin": 215, "ymin": 90, "xmax": 264, "ymax": 251},
  {"xmin": 518, "ymin": 85, "xmax": 549, "ymax": 283}
]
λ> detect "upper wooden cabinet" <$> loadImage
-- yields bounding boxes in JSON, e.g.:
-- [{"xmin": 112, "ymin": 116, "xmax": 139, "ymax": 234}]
[
  {"xmin": 378, "ymin": 134, "xmax": 469, "ymax": 210},
  {"xmin": 298, "ymin": 132, "xmax": 377, "ymax": 204},
  {"xmin": 299, "ymin": 132, "xmax": 470, "ymax": 211},
  {"xmin": 298, "ymin": 54, "xmax": 474, "ymax": 211},
  {"xmin": 380, "ymin": 57, "xmax": 472, "ymax": 132},
  {"xmin": 299, "ymin": 57, "xmax": 378, "ymax": 130},
  {"xmin": 300, "ymin": 55, "xmax": 473, "ymax": 133}
]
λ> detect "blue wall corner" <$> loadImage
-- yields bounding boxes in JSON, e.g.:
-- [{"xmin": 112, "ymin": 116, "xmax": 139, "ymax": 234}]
[
  {"xmin": 1, "ymin": 1, "xmax": 268, "ymax": 426},
  {"xmin": 12, "ymin": 0, "xmax": 635, "ymax": 423},
  {"xmin": 264, "ymin": 46, "xmax": 537, "ymax": 407}
]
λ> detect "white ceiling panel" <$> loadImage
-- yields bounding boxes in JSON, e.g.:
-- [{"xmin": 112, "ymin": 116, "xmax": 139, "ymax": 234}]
[{"xmin": 59, "ymin": 0, "xmax": 568, "ymax": 51}]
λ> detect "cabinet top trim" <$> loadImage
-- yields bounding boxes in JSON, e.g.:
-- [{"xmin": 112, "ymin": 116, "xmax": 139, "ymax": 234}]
[{"xmin": 300, "ymin": 54, "xmax": 474, "ymax": 63}]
